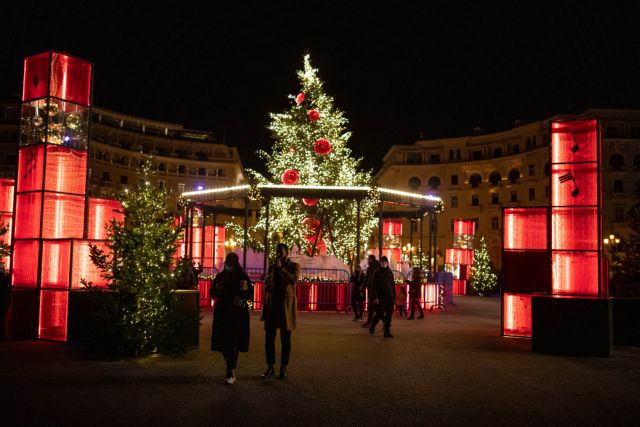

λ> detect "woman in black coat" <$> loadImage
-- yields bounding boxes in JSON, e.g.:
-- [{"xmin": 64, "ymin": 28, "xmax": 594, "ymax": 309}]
[{"xmin": 210, "ymin": 252, "xmax": 253, "ymax": 384}]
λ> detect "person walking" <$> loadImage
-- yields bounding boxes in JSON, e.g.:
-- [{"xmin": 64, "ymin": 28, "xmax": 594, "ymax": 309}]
[
  {"xmin": 210, "ymin": 252, "xmax": 254, "ymax": 385},
  {"xmin": 350, "ymin": 265, "xmax": 365, "ymax": 321},
  {"xmin": 369, "ymin": 255, "xmax": 396, "ymax": 338},
  {"xmin": 261, "ymin": 243, "xmax": 300, "ymax": 380},
  {"xmin": 396, "ymin": 284, "xmax": 408, "ymax": 318},
  {"xmin": 407, "ymin": 267, "xmax": 425, "ymax": 320},
  {"xmin": 361, "ymin": 255, "xmax": 379, "ymax": 328}
]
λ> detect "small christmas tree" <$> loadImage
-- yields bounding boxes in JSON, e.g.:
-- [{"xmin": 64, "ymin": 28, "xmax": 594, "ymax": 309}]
[
  {"xmin": 247, "ymin": 54, "xmax": 378, "ymax": 263},
  {"xmin": 469, "ymin": 236, "xmax": 498, "ymax": 296},
  {"xmin": 0, "ymin": 224, "xmax": 10, "ymax": 271},
  {"xmin": 88, "ymin": 160, "xmax": 197, "ymax": 355}
]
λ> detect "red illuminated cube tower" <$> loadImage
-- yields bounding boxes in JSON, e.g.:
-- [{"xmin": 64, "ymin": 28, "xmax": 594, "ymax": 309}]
[
  {"xmin": 382, "ymin": 219, "xmax": 402, "ymax": 270},
  {"xmin": 11, "ymin": 51, "xmax": 92, "ymax": 341},
  {"xmin": 445, "ymin": 219, "xmax": 475, "ymax": 295}
]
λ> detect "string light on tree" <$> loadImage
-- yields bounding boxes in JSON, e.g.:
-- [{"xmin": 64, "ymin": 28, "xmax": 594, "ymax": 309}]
[{"xmin": 469, "ymin": 236, "xmax": 498, "ymax": 296}]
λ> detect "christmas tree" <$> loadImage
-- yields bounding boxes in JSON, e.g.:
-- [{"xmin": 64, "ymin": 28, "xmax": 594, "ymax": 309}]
[
  {"xmin": 88, "ymin": 160, "xmax": 197, "ymax": 355},
  {"xmin": 0, "ymin": 224, "xmax": 9, "ymax": 269},
  {"xmin": 469, "ymin": 236, "xmax": 498, "ymax": 296},
  {"xmin": 247, "ymin": 54, "xmax": 378, "ymax": 264}
]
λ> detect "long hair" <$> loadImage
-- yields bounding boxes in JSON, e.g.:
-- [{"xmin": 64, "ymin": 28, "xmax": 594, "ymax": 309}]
[{"xmin": 224, "ymin": 252, "xmax": 243, "ymax": 272}]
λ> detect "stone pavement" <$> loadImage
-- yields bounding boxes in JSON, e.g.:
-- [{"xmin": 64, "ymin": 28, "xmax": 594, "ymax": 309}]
[{"xmin": 1, "ymin": 296, "xmax": 639, "ymax": 426}]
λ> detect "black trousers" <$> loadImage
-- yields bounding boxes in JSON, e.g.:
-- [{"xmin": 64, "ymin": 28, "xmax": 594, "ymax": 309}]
[
  {"xmin": 410, "ymin": 299, "xmax": 424, "ymax": 317},
  {"xmin": 351, "ymin": 295, "xmax": 363, "ymax": 318},
  {"xmin": 222, "ymin": 344, "xmax": 239, "ymax": 371},
  {"xmin": 265, "ymin": 327, "xmax": 292, "ymax": 366},
  {"xmin": 366, "ymin": 299, "xmax": 377, "ymax": 323},
  {"xmin": 371, "ymin": 300, "xmax": 394, "ymax": 332}
]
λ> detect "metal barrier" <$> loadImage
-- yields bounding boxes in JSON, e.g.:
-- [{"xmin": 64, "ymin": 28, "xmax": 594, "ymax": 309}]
[{"xmin": 244, "ymin": 267, "xmax": 350, "ymax": 283}]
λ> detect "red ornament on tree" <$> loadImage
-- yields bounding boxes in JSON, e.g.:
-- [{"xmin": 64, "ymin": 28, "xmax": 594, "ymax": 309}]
[
  {"xmin": 302, "ymin": 198, "xmax": 319, "ymax": 206},
  {"xmin": 301, "ymin": 217, "xmax": 321, "ymax": 236},
  {"xmin": 313, "ymin": 138, "xmax": 332, "ymax": 156},
  {"xmin": 308, "ymin": 109, "xmax": 320, "ymax": 122},
  {"xmin": 296, "ymin": 92, "xmax": 305, "ymax": 105},
  {"xmin": 280, "ymin": 168, "xmax": 299, "ymax": 185}
]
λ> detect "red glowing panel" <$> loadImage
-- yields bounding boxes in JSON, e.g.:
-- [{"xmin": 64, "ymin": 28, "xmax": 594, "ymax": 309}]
[
  {"xmin": 11, "ymin": 240, "xmax": 39, "ymax": 287},
  {"xmin": 551, "ymin": 207, "xmax": 598, "ymax": 251},
  {"xmin": 453, "ymin": 219, "xmax": 475, "ymax": 236},
  {"xmin": 452, "ymin": 279, "xmax": 466, "ymax": 295},
  {"xmin": 22, "ymin": 52, "xmax": 51, "ymax": 102},
  {"xmin": 42, "ymin": 193, "xmax": 85, "ymax": 239},
  {"xmin": 551, "ymin": 119, "xmax": 598, "ymax": 164},
  {"xmin": 503, "ymin": 207, "xmax": 548, "ymax": 250},
  {"xmin": 49, "ymin": 53, "xmax": 92, "ymax": 106},
  {"xmin": 0, "ymin": 179, "xmax": 14, "ymax": 212},
  {"xmin": 41, "ymin": 240, "xmax": 71, "ymax": 289},
  {"xmin": 44, "ymin": 146, "xmax": 87, "ymax": 194},
  {"xmin": 14, "ymin": 193, "xmax": 42, "ymax": 238},
  {"xmin": 503, "ymin": 293, "xmax": 532, "ymax": 337},
  {"xmin": 38, "ymin": 290, "xmax": 68, "ymax": 341},
  {"xmin": 71, "ymin": 241, "xmax": 109, "ymax": 288},
  {"xmin": 445, "ymin": 248, "xmax": 474, "ymax": 265},
  {"xmin": 252, "ymin": 281, "xmax": 263, "ymax": 310},
  {"xmin": 88, "ymin": 198, "xmax": 123, "ymax": 240},
  {"xmin": 382, "ymin": 248, "xmax": 401, "ymax": 268},
  {"xmin": 383, "ymin": 219, "xmax": 402, "ymax": 235},
  {"xmin": 551, "ymin": 163, "xmax": 598, "ymax": 207},
  {"xmin": 17, "ymin": 145, "xmax": 44, "ymax": 192},
  {"xmin": 552, "ymin": 251, "xmax": 599, "ymax": 296},
  {"xmin": 191, "ymin": 227, "xmax": 203, "ymax": 267}
]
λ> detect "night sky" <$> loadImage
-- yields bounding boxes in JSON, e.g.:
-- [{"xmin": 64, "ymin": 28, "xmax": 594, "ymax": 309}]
[{"xmin": 2, "ymin": 2, "xmax": 640, "ymax": 173}]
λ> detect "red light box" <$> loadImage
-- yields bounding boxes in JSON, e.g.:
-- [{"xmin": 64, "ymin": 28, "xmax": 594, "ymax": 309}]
[
  {"xmin": 453, "ymin": 219, "xmax": 475, "ymax": 236},
  {"xmin": 38, "ymin": 290, "xmax": 68, "ymax": 341},
  {"xmin": 551, "ymin": 163, "xmax": 598, "ymax": 207},
  {"xmin": 503, "ymin": 208, "xmax": 548, "ymax": 250},
  {"xmin": 14, "ymin": 193, "xmax": 42, "ymax": 238},
  {"xmin": 445, "ymin": 248, "xmax": 474, "ymax": 265},
  {"xmin": 42, "ymin": 193, "xmax": 85, "ymax": 239},
  {"xmin": 44, "ymin": 146, "xmax": 87, "ymax": 194},
  {"xmin": 71, "ymin": 240, "xmax": 109, "ymax": 288},
  {"xmin": 551, "ymin": 207, "xmax": 598, "ymax": 251},
  {"xmin": 12, "ymin": 240, "xmax": 40, "ymax": 287},
  {"xmin": 88, "ymin": 198, "xmax": 123, "ymax": 240},
  {"xmin": 23, "ymin": 52, "xmax": 92, "ymax": 106},
  {"xmin": 17, "ymin": 145, "xmax": 44, "ymax": 192},
  {"xmin": 551, "ymin": 119, "xmax": 598, "ymax": 164},
  {"xmin": 0, "ymin": 179, "xmax": 14, "ymax": 213},
  {"xmin": 552, "ymin": 251, "xmax": 599, "ymax": 296},
  {"xmin": 503, "ymin": 293, "xmax": 532, "ymax": 337},
  {"xmin": 383, "ymin": 219, "xmax": 403, "ymax": 235},
  {"xmin": 41, "ymin": 240, "xmax": 71, "ymax": 289}
]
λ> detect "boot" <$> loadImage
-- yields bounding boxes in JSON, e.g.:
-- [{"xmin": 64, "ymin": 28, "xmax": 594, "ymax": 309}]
[
  {"xmin": 278, "ymin": 365, "xmax": 287, "ymax": 380},
  {"xmin": 261, "ymin": 365, "xmax": 275, "ymax": 379}
]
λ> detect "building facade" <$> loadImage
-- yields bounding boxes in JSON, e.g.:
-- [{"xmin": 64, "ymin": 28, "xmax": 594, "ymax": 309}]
[{"xmin": 376, "ymin": 109, "xmax": 640, "ymax": 272}]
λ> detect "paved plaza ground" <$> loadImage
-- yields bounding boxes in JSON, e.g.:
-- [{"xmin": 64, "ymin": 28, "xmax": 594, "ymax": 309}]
[{"xmin": 1, "ymin": 296, "xmax": 640, "ymax": 426}]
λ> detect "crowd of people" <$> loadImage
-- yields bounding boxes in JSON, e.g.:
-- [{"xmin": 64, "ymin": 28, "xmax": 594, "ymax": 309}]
[{"xmin": 208, "ymin": 248, "xmax": 428, "ymax": 385}]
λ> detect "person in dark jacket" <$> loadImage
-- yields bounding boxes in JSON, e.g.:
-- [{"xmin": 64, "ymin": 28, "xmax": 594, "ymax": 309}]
[
  {"xmin": 361, "ymin": 255, "xmax": 379, "ymax": 328},
  {"xmin": 210, "ymin": 252, "xmax": 253, "ymax": 385},
  {"xmin": 368, "ymin": 255, "xmax": 396, "ymax": 338},
  {"xmin": 407, "ymin": 267, "xmax": 425, "ymax": 320},
  {"xmin": 350, "ymin": 265, "xmax": 365, "ymax": 321},
  {"xmin": 261, "ymin": 243, "xmax": 300, "ymax": 380}
]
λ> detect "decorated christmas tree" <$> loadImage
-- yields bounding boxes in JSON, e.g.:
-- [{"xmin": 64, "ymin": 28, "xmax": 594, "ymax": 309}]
[
  {"xmin": 246, "ymin": 54, "xmax": 378, "ymax": 264},
  {"xmin": 469, "ymin": 236, "xmax": 498, "ymax": 296}
]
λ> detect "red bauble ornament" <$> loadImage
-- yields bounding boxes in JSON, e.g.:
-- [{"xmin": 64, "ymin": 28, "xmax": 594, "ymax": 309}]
[
  {"xmin": 302, "ymin": 198, "xmax": 319, "ymax": 206},
  {"xmin": 296, "ymin": 92, "xmax": 305, "ymax": 105},
  {"xmin": 302, "ymin": 217, "xmax": 321, "ymax": 236},
  {"xmin": 308, "ymin": 109, "xmax": 320, "ymax": 122},
  {"xmin": 280, "ymin": 168, "xmax": 299, "ymax": 185},
  {"xmin": 313, "ymin": 138, "xmax": 332, "ymax": 156}
]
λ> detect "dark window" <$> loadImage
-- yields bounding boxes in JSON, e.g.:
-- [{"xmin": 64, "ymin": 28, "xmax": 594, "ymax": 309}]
[
  {"xmin": 513, "ymin": 144, "xmax": 520, "ymax": 154},
  {"xmin": 120, "ymin": 175, "xmax": 128, "ymax": 184},
  {"xmin": 508, "ymin": 169, "xmax": 520, "ymax": 184},
  {"xmin": 428, "ymin": 176, "xmax": 441, "ymax": 190},
  {"xmin": 526, "ymin": 138, "xmax": 532, "ymax": 150},
  {"xmin": 510, "ymin": 191, "xmax": 517, "ymax": 202},
  {"xmin": 406, "ymin": 152, "xmax": 421, "ymax": 164},
  {"xmin": 493, "ymin": 147, "xmax": 502, "ymax": 157},
  {"xmin": 614, "ymin": 179, "xmax": 624, "ymax": 193},
  {"xmin": 532, "ymin": 136, "xmax": 537, "ymax": 148},
  {"xmin": 448, "ymin": 150, "xmax": 454, "ymax": 161},
  {"xmin": 471, "ymin": 195, "xmax": 479, "ymax": 206},
  {"xmin": 198, "ymin": 168, "xmax": 206, "ymax": 176},
  {"xmin": 528, "ymin": 164, "xmax": 535, "ymax": 176},
  {"xmin": 614, "ymin": 206, "xmax": 625, "ymax": 223},
  {"xmin": 491, "ymin": 217, "xmax": 499, "ymax": 230},
  {"xmin": 472, "ymin": 150, "xmax": 483, "ymax": 160},
  {"xmin": 218, "ymin": 169, "xmax": 225, "ymax": 177},
  {"xmin": 469, "ymin": 174, "xmax": 482, "ymax": 188},
  {"xmin": 158, "ymin": 163, "xmax": 166, "ymax": 172},
  {"xmin": 631, "ymin": 128, "xmax": 640, "ymax": 138},
  {"xmin": 5, "ymin": 155, "xmax": 16, "ymax": 164},
  {"xmin": 456, "ymin": 149, "xmax": 461, "ymax": 160},
  {"xmin": 489, "ymin": 171, "xmax": 501, "ymax": 187},
  {"xmin": 102, "ymin": 171, "xmax": 110, "ymax": 182},
  {"xmin": 609, "ymin": 153, "xmax": 625, "ymax": 170},
  {"xmin": 408, "ymin": 177, "xmax": 421, "ymax": 190},
  {"xmin": 430, "ymin": 154, "xmax": 441, "ymax": 163},
  {"xmin": 451, "ymin": 175, "xmax": 459, "ymax": 186},
  {"xmin": 451, "ymin": 196, "xmax": 458, "ymax": 208},
  {"xmin": 491, "ymin": 193, "xmax": 499, "ymax": 204},
  {"xmin": 528, "ymin": 188, "xmax": 536, "ymax": 201},
  {"xmin": 178, "ymin": 165, "xmax": 186, "ymax": 174}
]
